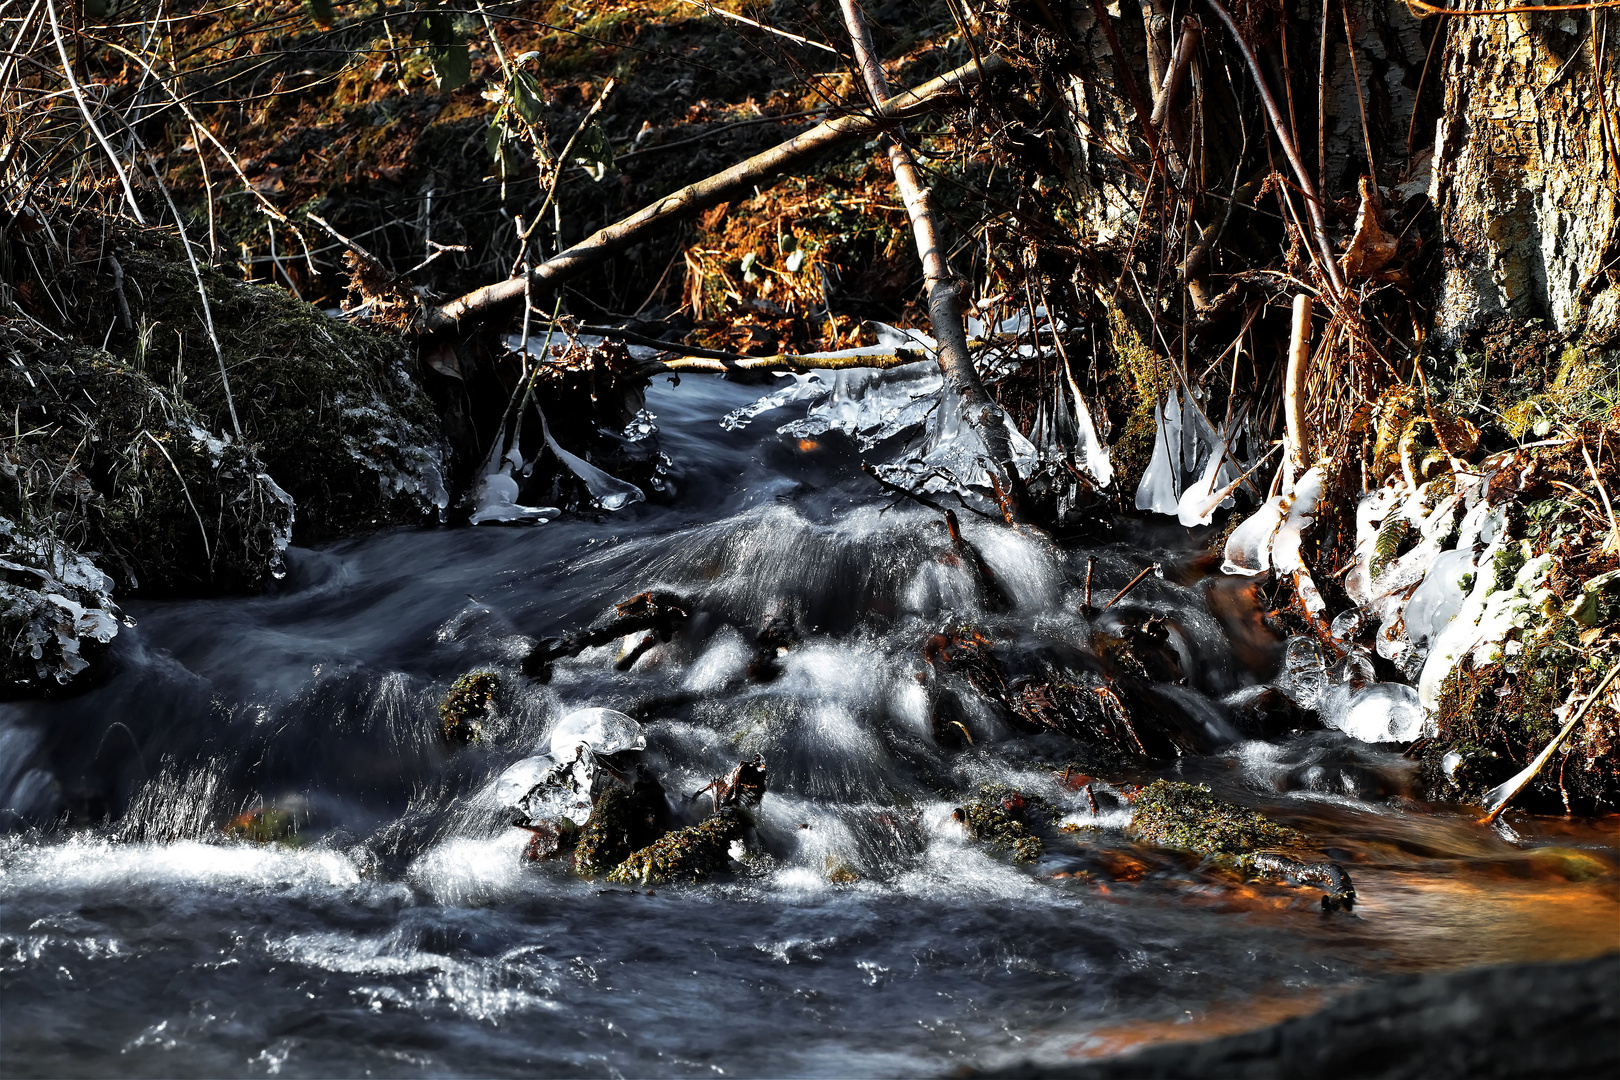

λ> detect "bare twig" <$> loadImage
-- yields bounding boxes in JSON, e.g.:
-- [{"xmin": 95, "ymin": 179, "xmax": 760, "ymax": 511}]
[
  {"xmin": 678, "ymin": 0, "xmax": 839, "ymax": 53},
  {"xmin": 1479, "ymin": 661, "xmax": 1620, "ymax": 824},
  {"xmin": 44, "ymin": 0, "xmax": 143, "ymax": 222},
  {"xmin": 1284, "ymin": 294, "xmax": 1313, "ymax": 478},
  {"xmin": 1104, "ymin": 563, "xmax": 1160, "ymax": 609},
  {"xmin": 150, "ymin": 162, "xmax": 241, "ymax": 439},
  {"xmin": 1205, "ymin": 0, "xmax": 1347, "ymax": 300}
]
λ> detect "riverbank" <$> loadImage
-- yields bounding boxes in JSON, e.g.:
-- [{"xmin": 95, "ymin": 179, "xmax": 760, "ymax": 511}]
[{"xmin": 990, "ymin": 951, "xmax": 1620, "ymax": 1079}]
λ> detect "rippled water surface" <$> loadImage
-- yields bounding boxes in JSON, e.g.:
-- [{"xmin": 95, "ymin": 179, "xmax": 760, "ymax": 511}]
[{"xmin": 3, "ymin": 373, "xmax": 1616, "ymax": 1077}]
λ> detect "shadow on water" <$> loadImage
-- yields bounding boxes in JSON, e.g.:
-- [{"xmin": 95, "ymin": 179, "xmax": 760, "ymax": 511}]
[{"xmin": 2, "ymin": 373, "xmax": 1616, "ymax": 1077}]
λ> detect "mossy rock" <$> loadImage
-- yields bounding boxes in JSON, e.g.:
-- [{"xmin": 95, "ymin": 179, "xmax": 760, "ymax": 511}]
[
  {"xmin": 606, "ymin": 810, "xmax": 744, "ymax": 886},
  {"xmin": 958, "ymin": 784, "xmax": 1052, "ymax": 864},
  {"xmin": 109, "ymin": 239, "xmax": 444, "ymax": 544},
  {"xmin": 439, "ymin": 671, "xmax": 499, "ymax": 744},
  {"xmin": 1125, "ymin": 780, "xmax": 1306, "ymax": 857},
  {"xmin": 572, "ymin": 779, "xmax": 670, "ymax": 878}
]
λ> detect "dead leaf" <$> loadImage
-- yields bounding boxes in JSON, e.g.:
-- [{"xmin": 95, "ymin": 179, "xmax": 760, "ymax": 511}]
[{"xmin": 1340, "ymin": 177, "xmax": 1399, "ymax": 278}]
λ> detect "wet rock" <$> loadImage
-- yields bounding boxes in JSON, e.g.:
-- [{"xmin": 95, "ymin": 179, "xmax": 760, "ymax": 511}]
[
  {"xmin": 1126, "ymin": 780, "xmax": 1306, "ymax": 856},
  {"xmin": 1095, "ymin": 614, "xmax": 1186, "ymax": 685},
  {"xmin": 746, "ymin": 609, "xmax": 799, "ymax": 682},
  {"xmin": 606, "ymin": 809, "xmax": 746, "ymax": 886},
  {"xmin": 989, "ymin": 953, "xmax": 1620, "ymax": 1079},
  {"xmin": 572, "ymin": 775, "xmax": 671, "ymax": 877},
  {"xmin": 1223, "ymin": 685, "xmax": 1315, "ymax": 740},
  {"xmin": 439, "ymin": 671, "xmax": 499, "ymax": 745},
  {"xmin": 955, "ymin": 784, "xmax": 1054, "ymax": 864},
  {"xmin": 697, "ymin": 754, "xmax": 767, "ymax": 812},
  {"xmin": 1126, "ymin": 780, "xmax": 1354, "ymax": 909},
  {"xmin": 517, "ymin": 817, "xmax": 579, "ymax": 862}
]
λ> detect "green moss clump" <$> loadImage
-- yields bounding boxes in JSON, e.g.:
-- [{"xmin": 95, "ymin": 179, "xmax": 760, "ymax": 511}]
[
  {"xmin": 224, "ymin": 807, "xmax": 302, "ymax": 846},
  {"xmin": 1104, "ymin": 307, "xmax": 1172, "ymax": 496},
  {"xmin": 439, "ymin": 671, "xmax": 498, "ymax": 745},
  {"xmin": 573, "ymin": 781, "xmax": 670, "ymax": 878},
  {"xmin": 1125, "ymin": 780, "xmax": 1306, "ymax": 857},
  {"xmin": 606, "ymin": 810, "xmax": 744, "ymax": 886},
  {"xmin": 959, "ymin": 784, "xmax": 1052, "ymax": 863}
]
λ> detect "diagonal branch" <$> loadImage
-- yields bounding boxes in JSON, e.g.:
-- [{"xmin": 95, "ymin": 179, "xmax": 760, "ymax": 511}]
[{"xmin": 422, "ymin": 54, "xmax": 1011, "ymax": 333}]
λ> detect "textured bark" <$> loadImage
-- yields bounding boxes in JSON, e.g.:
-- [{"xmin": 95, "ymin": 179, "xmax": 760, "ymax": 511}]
[{"xmin": 1432, "ymin": 11, "xmax": 1620, "ymax": 343}]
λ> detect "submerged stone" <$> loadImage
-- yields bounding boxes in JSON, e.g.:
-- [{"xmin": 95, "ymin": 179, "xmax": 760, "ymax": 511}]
[{"xmin": 1125, "ymin": 780, "xmax": 1306, "ymax": 856}]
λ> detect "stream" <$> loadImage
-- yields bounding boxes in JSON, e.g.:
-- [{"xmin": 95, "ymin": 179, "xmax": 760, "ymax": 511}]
[{"xmin": 2, "ymin": 371, "xmax": 1616, "ymax": 1078}]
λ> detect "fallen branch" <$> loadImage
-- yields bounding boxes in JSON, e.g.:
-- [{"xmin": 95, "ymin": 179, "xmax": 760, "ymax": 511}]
[
  {"xmin": 1479, "ymin": 660, "xmax": 1620, "ymax": 825},
  {"xmin": 423, "ymin": 54, "xmax": 1012, "ymax": 333},
  {"xmin": 837, "ymin": 0, "xmax": 1028, "ymax": 523}
]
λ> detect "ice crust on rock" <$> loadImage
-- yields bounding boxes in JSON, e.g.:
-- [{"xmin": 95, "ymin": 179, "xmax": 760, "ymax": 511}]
[
  {"xmin": 0, "ymin": 518, "xmax": 121, "ymax": 684},
  {"xmin": 1403, "ymin": 549, "xmax": 1475, "ymax": 650},
  {"xmin": 496, "ymin": 709, "xmax": 649, "ymax": 826}
]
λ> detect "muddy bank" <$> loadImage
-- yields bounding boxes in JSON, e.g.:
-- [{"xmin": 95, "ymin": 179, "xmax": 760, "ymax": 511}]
[{"xmin": 984, "ymin": 951, "xmax": 1620, "ymax": 1079}]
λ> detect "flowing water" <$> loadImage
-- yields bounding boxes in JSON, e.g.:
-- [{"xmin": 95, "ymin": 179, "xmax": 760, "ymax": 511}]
[{"xmin": 2, "ymin": 373, "xmax": 1616, "ymax": 1077}]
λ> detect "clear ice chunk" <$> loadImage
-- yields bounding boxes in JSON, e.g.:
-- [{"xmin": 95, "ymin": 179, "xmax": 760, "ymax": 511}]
[
  {"xmin": 1318, "ymin": 681, "xmax": 1429, "ymax": 744},
  {"xmin": 1063, "ymin": 360, "xmax": 1113, "ymax": 488},
  {"xmin": 1277, "ymin": 635, "xmax": 1329, "ymax": 709},
  {"xmin": 494, "ymin": 754, "xmax": 556, "ymax": 807},
  {"xmin": 549, "ymin": 707, "xmax": 647, "ymax": 761}
]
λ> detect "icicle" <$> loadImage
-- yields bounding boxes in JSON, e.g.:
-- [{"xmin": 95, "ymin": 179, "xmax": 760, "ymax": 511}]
[
  {"xmin": 1271, "ymin": 465, "xmax": 1324, "ymax": 575},
  {"xmin": 1135, "ymin": 393, "xmax": 1183, "ymax": 514},
  {"xmin": 537, "ymin": 405, "xmax": 645, "ymax": 511},
  {"xmin": 469, "ymin": 422, "xmax": 561, "ymax": 525},
  {"xmin": 1221, "ymin": 494, "xmax": 1286, "ymax": 575},
  {"xmin": 1064, "ymin": 358, "xmax": 1113, "ymax": 488}
]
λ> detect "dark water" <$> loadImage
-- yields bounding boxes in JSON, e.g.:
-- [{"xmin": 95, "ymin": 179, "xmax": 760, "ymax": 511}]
[{"xmin": 3, "ymin": 373, "xmax": 1616, "ymax": 1077}]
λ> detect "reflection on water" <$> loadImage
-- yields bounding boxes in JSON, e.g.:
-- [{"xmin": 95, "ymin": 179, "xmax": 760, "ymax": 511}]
[{"xmin": 1, "ymin": 373, "xmax": 1616, "ymax": 1077}]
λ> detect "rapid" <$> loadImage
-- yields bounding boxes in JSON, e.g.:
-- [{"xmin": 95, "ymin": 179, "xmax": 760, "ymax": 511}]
[{"xmin": 2, "ymin": 371, "xmax": 1616, "ymax": 1077}]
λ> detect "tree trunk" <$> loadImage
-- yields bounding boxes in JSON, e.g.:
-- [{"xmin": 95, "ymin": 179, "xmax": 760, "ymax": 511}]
[{"xmin": 1432, "ymin": 9, "xmax": 1620, "ymax": 344}]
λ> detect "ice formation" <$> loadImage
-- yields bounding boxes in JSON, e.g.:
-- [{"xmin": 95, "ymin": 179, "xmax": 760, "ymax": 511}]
[
  {"xmin": 0, "ymin": 518, "xmax": 121, "ymax": 684},
  {"xmin": 537, "ymin": 405, "xmax": 646, "ymax": 512},
  {"xmin": 1134, "ymin": 396, "xmax": 1183, "ymax": 515},
  {"xmin": 1319, "ymin": 681, "xmax": 1429, "ymax": 744},
  {"xmin": 494, "ymin": 709, "xmax": 649, "ymax": 826},
  {"xmin": 468, "ymin": 425, "xmax": 561, "ymax": 525},
  {"xmin": 549, "ymin": 707, "xmax": 647, "ymax": 761},
  {"xmin": 723, "ymin": 312, "xmax": 1108, "ymax": 503},
  {"xmin": 1222, "ymin": 494, "xmax": 1286, "ymax": 576}
]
